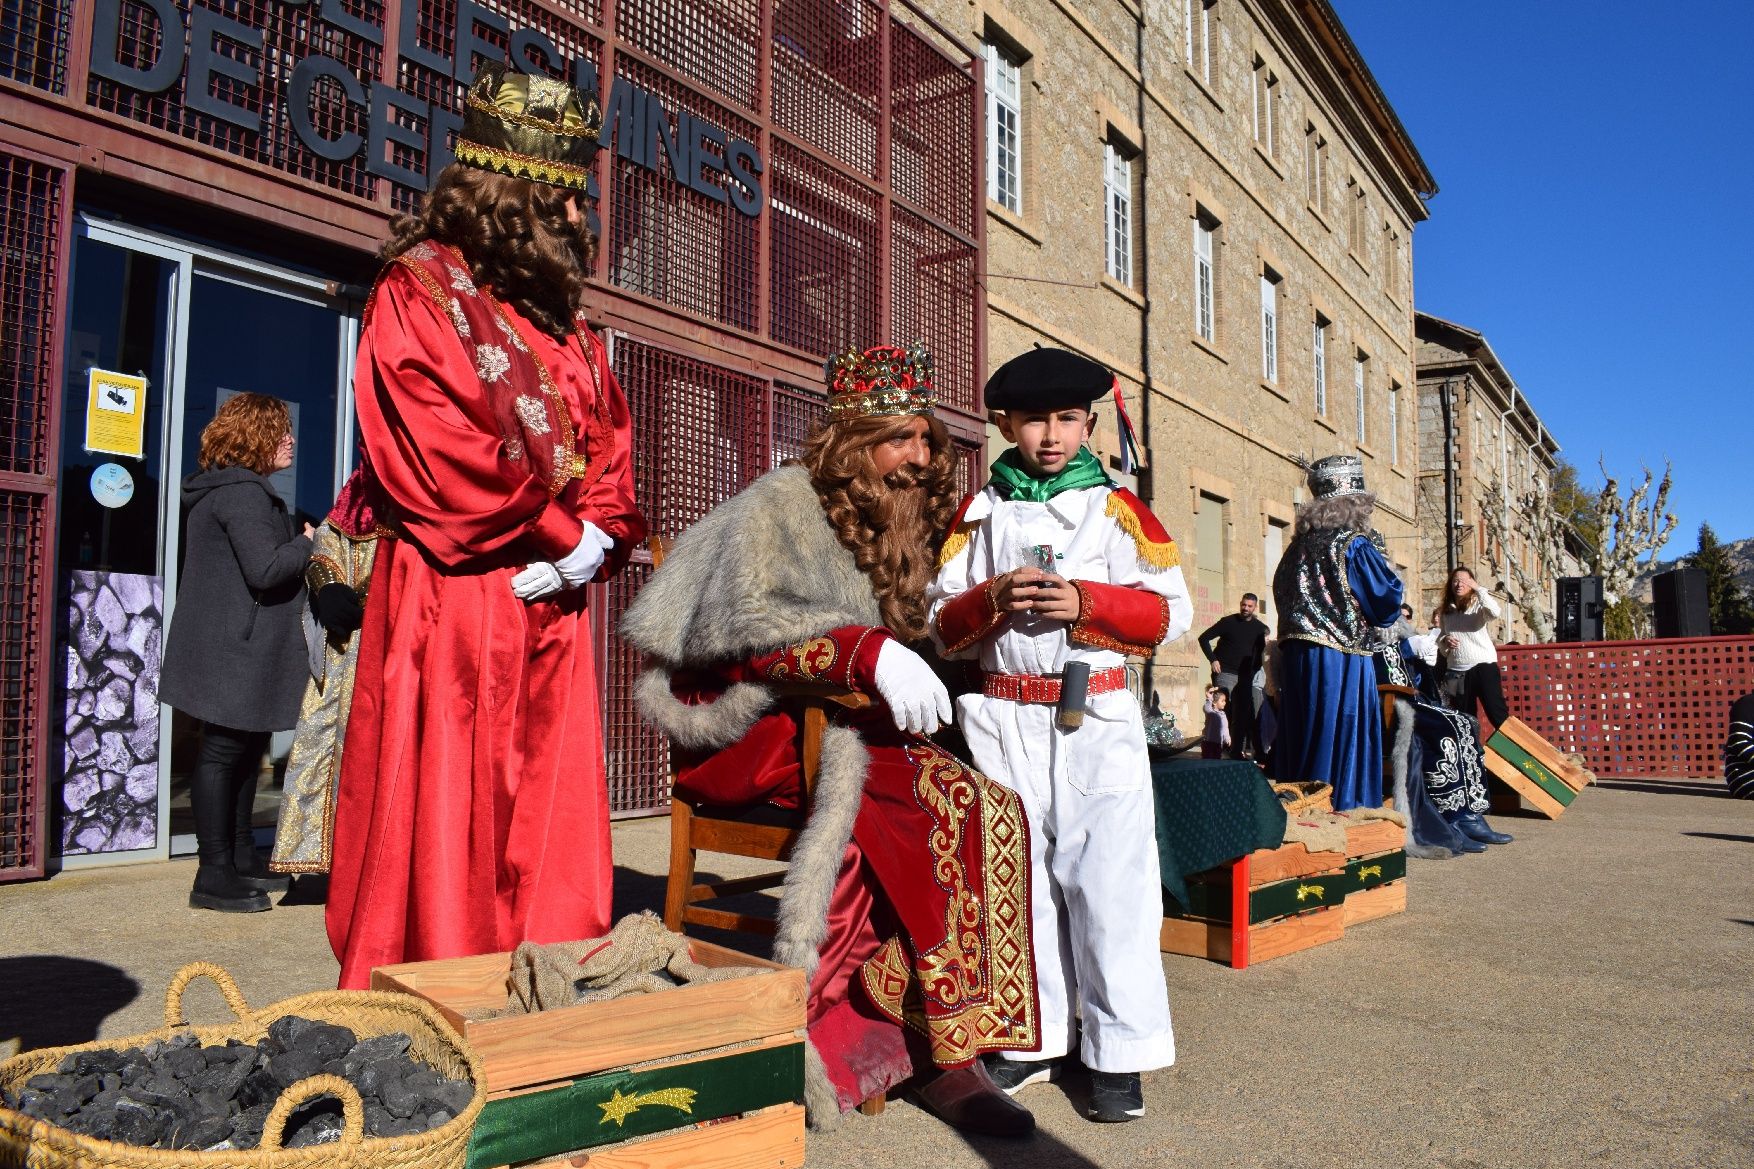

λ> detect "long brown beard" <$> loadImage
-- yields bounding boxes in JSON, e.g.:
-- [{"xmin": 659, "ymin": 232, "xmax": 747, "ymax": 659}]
[{"xmin": 799, "ymin": 416, "xmax": 957, "ymax": 640}]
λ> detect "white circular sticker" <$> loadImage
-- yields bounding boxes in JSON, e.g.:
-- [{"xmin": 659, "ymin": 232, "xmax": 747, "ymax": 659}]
[{"xmin": 90, "ymin": 463, "xmax": 135, "ymax": 509}]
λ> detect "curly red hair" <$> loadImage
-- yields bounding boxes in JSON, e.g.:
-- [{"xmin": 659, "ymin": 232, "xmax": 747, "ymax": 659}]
[
  {"xmin": 382, "ymin": 164, "xmax": 596, "ymax": 338},
  {"xmin": 797, "ymin": 413, "xmax": 958, "ymax": 640},
  {"xmin": 198, "ymin": 394, "xmax": 290, "ymax": 475}
]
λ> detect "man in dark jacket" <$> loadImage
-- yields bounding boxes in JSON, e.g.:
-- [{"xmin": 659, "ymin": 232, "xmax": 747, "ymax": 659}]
[
  {"xmin": 161, "ymin": 395, "xmax": 313, "ymax": 912},
  {"xmin": 1198, "ymin": 593, "xmax": 1268, "ymax": 757}
]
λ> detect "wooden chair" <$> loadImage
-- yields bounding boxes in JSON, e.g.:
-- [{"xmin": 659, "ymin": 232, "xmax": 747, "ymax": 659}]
[{"xmin": 647, "ymin": 534, "xmax": 873, "ymax": 938}]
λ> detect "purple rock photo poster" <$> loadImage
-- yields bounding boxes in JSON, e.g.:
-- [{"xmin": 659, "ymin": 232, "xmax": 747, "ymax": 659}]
[{"xmin": 60, "ymin": 571, "xmax": 163, "ymax": 855}]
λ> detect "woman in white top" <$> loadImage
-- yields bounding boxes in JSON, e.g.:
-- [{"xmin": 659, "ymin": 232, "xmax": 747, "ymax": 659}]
[{"xmin": 1437, "ymin": 566, "xmax": 1510, "ymax": 728}]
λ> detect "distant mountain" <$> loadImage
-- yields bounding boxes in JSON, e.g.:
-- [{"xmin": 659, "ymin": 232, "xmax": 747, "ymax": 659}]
[{"xmin": 1633, "ymin": 535, "xmax": 1754, "ymax": 602}]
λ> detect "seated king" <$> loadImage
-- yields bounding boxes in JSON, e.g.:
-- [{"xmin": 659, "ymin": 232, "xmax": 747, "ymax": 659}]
[{"xmin": 621, "ymin": 343, "xmax": 1040, "ymax": 1136}]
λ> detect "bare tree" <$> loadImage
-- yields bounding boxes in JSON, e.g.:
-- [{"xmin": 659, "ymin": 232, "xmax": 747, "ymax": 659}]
[
  {"xmin": 1479, "ymin": 473, "xmax": 1568, "ymax": 641},
  {"xmin": 1591, "ymin": 460, "xmax": 1678, "ymax": 607}
]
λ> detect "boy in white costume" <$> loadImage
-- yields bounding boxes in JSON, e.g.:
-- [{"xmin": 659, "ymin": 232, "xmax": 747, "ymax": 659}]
[{"xmin": 927, "ymin": 347, "xmax": 1192, "ymax": 1122}]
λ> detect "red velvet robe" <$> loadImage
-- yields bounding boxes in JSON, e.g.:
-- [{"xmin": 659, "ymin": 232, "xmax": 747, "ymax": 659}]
[
  {"xmin": 674, "ymin": 628, "xmax": 1040, "ymax": 1109},
  {"xmin": 326, "ymin": 264, "xmax": 643, "ymax": 989}
]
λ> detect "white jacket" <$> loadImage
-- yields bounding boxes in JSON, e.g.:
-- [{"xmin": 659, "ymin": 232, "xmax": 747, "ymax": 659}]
[{"xmin": 1440, "ymin": 590, "xmax": 1501, "ymax": 672}]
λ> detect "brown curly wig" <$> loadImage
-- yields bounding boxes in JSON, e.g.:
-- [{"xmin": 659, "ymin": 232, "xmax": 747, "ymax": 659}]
[
  {"xmin": 797, "ymin": 413, "xmax": 958, "ymax": 640},
  {"xmin": 381, "ymin": 164, "xmax": 597, "ymax": 338},
  {"xmin": 198, "ymin": 393, "xmax": 290, "ymax": 475}
]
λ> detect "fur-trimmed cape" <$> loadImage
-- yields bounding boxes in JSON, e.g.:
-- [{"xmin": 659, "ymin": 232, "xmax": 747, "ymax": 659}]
[{"xmin": 619, "ymin": 464, "xmax": 887, "ymax": 1125}]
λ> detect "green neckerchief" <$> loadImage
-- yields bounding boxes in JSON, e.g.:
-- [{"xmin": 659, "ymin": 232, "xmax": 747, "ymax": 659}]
[{"xmin": 987, "ymin": 447, "xmax": 1113, "ymax": 503}]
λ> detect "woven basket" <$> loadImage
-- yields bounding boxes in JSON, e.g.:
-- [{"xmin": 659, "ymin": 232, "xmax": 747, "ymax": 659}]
[
  {"xmin": 1271, "ymin": 780, "xmax": 1334, "ymax": 816},
  {"xmin": 0, "ymin": 962, "xmax": 485, "ymax": 1169}
]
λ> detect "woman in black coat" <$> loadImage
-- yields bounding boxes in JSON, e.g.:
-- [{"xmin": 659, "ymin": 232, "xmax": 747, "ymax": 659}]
[{"xmin": 161, "ymin": 394, "xmax": 313, "ymax": 912}]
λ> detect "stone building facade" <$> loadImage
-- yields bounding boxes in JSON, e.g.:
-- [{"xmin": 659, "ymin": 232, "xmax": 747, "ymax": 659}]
[
  {"xmin": 1415, "ymin": 311, "xmax": 1571, "ymax": 644},
  {"xmin": 910, "ymin": 0, "xmax": 1437, "ymax": 719}
]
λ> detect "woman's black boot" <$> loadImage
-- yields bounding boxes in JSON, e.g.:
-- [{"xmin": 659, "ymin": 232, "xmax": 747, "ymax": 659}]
[{"xmin": 190, "ymin": 863, "xmax": 270, "ymax": 912}]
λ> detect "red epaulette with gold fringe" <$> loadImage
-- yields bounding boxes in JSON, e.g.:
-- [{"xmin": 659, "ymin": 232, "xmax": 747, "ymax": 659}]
[{"xmin": 1105, "ymin": 488, "xmax": 1180, "ymax": 572}]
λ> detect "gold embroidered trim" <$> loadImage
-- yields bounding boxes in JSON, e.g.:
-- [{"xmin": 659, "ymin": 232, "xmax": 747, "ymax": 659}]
[
  {"xmin": 453, "ymin": 139, "xmax": 594, "ymax": 191},
  {"xmin": 1105, "ymin": 492, "xmax": 1180, "ymax": 570}
]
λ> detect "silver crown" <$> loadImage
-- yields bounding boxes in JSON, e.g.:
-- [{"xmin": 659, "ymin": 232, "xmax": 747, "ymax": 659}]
[{"xmin": 1307, "ymin": 454, "xmax": 1367, "ymax": 499}]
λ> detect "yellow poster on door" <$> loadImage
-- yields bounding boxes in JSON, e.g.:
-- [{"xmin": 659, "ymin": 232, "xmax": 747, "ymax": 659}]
[{"xmin": 85, "ymin": 369, "xmax": 148, "ymax": 459}]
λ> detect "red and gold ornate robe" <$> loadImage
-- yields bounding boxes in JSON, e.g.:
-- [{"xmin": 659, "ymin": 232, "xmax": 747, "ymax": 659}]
[{"xmin": 326, "ymin": 245, "xmax": 644, "ymax": 989}]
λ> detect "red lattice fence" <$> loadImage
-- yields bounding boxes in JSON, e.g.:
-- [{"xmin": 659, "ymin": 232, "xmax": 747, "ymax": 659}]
[{"xmin": 1497, "ymin": 637, "xmax": 1754, "ymax": 780}]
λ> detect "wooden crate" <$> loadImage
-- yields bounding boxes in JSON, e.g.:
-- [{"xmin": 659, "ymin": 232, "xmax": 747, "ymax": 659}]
[
  {"xmin": 372, "ymin": 941, "xmax": 806, "ymax": 1169},
  {"xmin": 1162, "ymin": 819, "xmax": 1409, "ymax": 969},
  {"xmin": 1485, "ymin": 716, "xmax": 1587, "ymax": 819}
]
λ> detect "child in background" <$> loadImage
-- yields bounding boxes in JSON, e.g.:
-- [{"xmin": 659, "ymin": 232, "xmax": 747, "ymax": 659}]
[{"xmin": 1201, "ymin": 686, "xmax": 1230, "ymax": 759}]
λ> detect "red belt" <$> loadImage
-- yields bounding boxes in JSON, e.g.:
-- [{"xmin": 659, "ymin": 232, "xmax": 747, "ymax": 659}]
[{"xmin": 983, "ymin": 667, "xmax": 1128, "ymax": 704}]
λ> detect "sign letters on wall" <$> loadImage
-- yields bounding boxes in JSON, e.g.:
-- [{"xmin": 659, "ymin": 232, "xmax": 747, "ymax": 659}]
[{"xmin": 88, "ymin": 0, "xmax": 767, "ymax": 216}]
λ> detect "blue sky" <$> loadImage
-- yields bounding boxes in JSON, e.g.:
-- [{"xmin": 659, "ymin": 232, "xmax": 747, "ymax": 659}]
[{"xmin": 1334, "ymin": 0, "xmax": 1754, "ymax": 556}]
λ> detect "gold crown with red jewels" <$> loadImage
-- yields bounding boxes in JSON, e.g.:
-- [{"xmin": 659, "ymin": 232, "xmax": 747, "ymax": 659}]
[{"xmin": 824, "ymin": 341, "xmax": 938, "ymax": 420}]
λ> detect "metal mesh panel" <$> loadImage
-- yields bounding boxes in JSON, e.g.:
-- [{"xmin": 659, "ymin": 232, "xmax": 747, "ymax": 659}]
[
  {"xmin": 616, "ymin": 0, "xmax": 758, "ymax": 109},
  {"xmin": 0, "ymin": 0, "xmax": 70, "ymax": 93},
  {"xmin": 390, "ymin": 0, "xmax": 604, "ymax": 214},
  {"xmin": 87, "ymin": 0, "xmax": 383, "ymax": 199},
  {"xmin": 772, "ymin": 384, "xmax": 825, "ymax": 467},
  {"xmin": 601, "ymin": 561, "xmax": 668, "ymax": 814},
  {"xmin": 605, "ymin": 334, "xmax": 770, "ymax": 812},
  {"xmin": 769, "ymin": 140, "xmax": 880, "ymax": 359},
  {"xmin": 0, "ymin": 155, "xmax": 62, "ymax": 478},
  {"xmin": 771, "ymin": 0, "xmax": 882, "ymax": 177},
  {"xmin": 0, "ymin": 490, "xmax": 45, "ymax": 878},
  {"xmin": 1497, "ymin": 637, "xmax": 1754, "ymax": 779},
  {"xmin": 607, "ymin": 54, "xmax": 759, "ymax": 329},
  {"xmin": 891, "ymin": 207, "xmax": 977, "ymax": 413},
  {"xmin": 889, "ymin": 19, "xmax": 973, "ymax": 235}
]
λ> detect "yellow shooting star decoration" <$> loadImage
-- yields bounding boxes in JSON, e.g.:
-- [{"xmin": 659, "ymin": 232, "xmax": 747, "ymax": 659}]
[
  {"xmin": 1294, "ymin": 883, "xmax": 1324, "ymax": 902},
  {"xmin": 1357, "ymin": 865, "xmax": 1382, "ymax": 882},
  {"xmin": 598, "ymin": 1086, "xmax": 699, "ymax": 1128}
]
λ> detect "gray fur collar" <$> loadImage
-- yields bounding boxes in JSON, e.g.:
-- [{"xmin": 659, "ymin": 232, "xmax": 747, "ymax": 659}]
[{"xmin": 620, "ymin": 465, "xmax": 881, "ymax": 667}]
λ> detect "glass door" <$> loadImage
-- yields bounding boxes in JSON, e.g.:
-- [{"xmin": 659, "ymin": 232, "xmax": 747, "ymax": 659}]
[{"xmin": 55, "ymin": 216, "xmax": 358, "ymax": 868}]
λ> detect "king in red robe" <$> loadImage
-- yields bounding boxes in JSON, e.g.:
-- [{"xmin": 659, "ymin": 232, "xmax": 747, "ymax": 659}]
[
  {"xmin": 621, "ymin": 344, "xmax": 1038, "ymax": 1137},
  {"xmin": 325, "ymin": 64, "xmax": 644, "ymax": 989}
]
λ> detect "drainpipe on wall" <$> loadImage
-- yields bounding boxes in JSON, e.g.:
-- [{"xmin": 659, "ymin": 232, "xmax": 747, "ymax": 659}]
[
  {"xmin": 1441, "ymin": 376, "xmax": 1458, "ymax": 579},
  {"xmin": 1133, "ymin": 10, "xmax": 1155, "ymax": 704}
]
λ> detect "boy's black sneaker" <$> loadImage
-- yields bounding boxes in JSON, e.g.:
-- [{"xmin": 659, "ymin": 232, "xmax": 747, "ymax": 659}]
[
  {"xmin": 1086, "ymin": 1071, "xmax": 1144, "ymax": 1122},
  {"xmin": 984, "ymin": 1055, "xmax": 1060, "ymax": 1096}
]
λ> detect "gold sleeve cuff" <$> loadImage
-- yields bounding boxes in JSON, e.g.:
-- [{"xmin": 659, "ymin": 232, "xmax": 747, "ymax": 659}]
[{"xmin": 306, "ymin": 555, "xmax": 348, "ymax": 593}]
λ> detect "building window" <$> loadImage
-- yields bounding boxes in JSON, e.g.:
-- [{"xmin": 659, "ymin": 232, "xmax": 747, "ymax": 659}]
[
  {"xmin": 1193, "ymin": 209, "xmax": 1218, "ymax": 343},
  {"xmin": 1185, "ymin": 0, "xmax": 1213, "ymax": 84},
  {"xmin": 1354, "ymin": 350, "xmax": 1368, "ymax": 444},
  {"xmin": 1104, "ymin": 140, "xmax": 1133, "ymax": 286},
  {"xmin": 1349, "ymin": 178, "xmax": 1367, "ymax": 258},
  {"xmin": 1265, "ymin": 516, "xmax": 1289, "ymax": 582},
  {"xmin": 985, "ymin": 41, "xmax": 1023, "ymax": 213},
  {"xmin": 1305, "ymin": 124, "xmax": 1328, "ymax": 215},
  {"xmin": 1386, "ymin": 228, "xmax": 1402, "ymax": 299},
  {"xmin": 1195, "ymin": 491, "xmax": 1227, "ymax": 622},
  {"xmin": 1388, "ymin": 381, "xmax": 1400, "ymax": 465},
  {"xmin": 1259, "ymin": 269, "xmax": 1279, "ymax": 382},
  {"xmin": 1312, "ymin": 314, "xmax": 1328, "ymax": 414},
  {"xmin": 1252, "ymin": 57, "xmax": 1278, "ymax": 157}
]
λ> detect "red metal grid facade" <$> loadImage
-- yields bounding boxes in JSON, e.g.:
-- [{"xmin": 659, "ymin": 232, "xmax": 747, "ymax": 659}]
[
  {"xmin": 0, "ymin": 150, "xmax": 66, "ymax": 879},
  {"xmin": 0, "ymin": 0, "xmax": 70, "ymax": 95},
  {"xmin": 2, "ymin": 0, "xmax": 986, "ymax": 835},
  {"xmin": 1497, "ymin": 637, "xmax": 1754, "ymax": 780}
]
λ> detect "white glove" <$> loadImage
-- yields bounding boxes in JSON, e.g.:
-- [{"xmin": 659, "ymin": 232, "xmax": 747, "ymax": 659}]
[
  {"xmin": 872, "ymin": 639, "xmax": 953, "ymax": 736},
  {"xmin": 510, "ymin": 561, "xmax": 564, "ymax": 601},
  {"xmin": 555, "ymin": 521, "xmax": 616, "ymax": 588}
]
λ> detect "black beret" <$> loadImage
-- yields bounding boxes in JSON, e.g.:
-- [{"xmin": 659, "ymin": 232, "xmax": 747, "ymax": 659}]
[{"xmin": 983, "ymin": 347, "xmax": 1113, "ymax": 412}]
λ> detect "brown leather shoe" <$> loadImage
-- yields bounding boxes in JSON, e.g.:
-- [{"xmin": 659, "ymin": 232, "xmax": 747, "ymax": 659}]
[{"xmin": 910, "ymin": 1059, "xmax": 1036, "ymax": 1137}]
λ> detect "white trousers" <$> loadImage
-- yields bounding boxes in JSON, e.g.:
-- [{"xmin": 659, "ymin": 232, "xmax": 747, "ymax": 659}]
[{"xmin": 956, "ymin": 689, "xmax": 1175, "ymax": 1073}]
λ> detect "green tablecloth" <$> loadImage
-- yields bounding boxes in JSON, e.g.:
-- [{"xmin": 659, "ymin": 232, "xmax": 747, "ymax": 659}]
[{"xmin": 1152, "ymin": 756, "xmax": 1288, "ymax": 910}]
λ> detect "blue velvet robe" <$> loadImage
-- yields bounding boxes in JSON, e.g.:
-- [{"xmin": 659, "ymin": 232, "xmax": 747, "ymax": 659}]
[{"xmin": 1275, "ymin": 536, "xmax": 1404, "ymax": 810}]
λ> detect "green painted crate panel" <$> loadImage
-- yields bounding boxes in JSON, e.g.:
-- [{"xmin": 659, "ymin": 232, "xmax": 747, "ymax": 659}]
[
  {"xmin": 1486, "ymin": 731, "xmax": 1577, "ymax": 807},
  {"xmin": 1345, "ymin": 850, "xmax": 1405, "ymax": 891},
  {"xmin": 466, "ymin": 1042, "xmax": 803, "ymax": 1169},
  {"xmin": 1169, "ymin": 870, "xmax": 1347, "ymax": 925}
]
